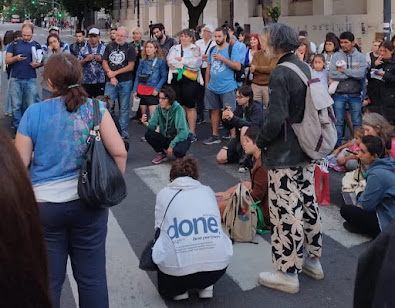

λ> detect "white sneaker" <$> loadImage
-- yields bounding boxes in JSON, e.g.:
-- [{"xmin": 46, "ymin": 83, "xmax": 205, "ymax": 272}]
[
  {"xmin": 198, "ymin": 285, "xmax": 213, "ymax": 298},
  {"xmin": 258, "ymin": 271, "xmax": 299, "ymax": 294},
  {"xmin": 173, "ymin": 291, "xmax": 189, "ymax": 301},
  {"xmin": 302, "ymin": 259, "xmax": 324, "ymax": 280}
]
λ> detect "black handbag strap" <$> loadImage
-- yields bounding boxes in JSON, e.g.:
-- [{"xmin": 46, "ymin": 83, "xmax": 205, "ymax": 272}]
[
  {"xmin": 159, "ymin": 189, "xmax": 182, "ymax": 230},
  {"xmin": 92, "ymin": 98, "xmax": 100, "ymax": 134}
]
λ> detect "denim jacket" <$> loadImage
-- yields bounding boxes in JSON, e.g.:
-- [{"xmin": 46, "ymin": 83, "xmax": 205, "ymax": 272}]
[{"xmin": 132, "ymin": 57, "xmax": 167, "ymax": 93}]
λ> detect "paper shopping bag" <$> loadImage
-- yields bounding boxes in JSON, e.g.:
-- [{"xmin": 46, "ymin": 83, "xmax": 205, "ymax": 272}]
[{"xmin": 314, "ymin": 163, "xmax": 331, "ymax": 205}]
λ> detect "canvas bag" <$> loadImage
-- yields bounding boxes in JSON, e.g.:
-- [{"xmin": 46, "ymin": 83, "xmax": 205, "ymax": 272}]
[
  {"xmin": 279, "ymin": 62, "xmax": 337, "ymax": 160},
  {"xmin": 222, "ymin": 183, "xmax": 257, "ymax": 242}
]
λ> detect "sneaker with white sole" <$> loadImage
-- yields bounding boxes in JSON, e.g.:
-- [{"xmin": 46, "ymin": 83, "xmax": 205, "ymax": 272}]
[
  {"xmin": 198, "ymin": 285, "xmax": 213, "ymax": 299},
  {"xmin": 151, "ymin": 152, "xmax": 167, "ymax": 164},
  {"xmin": 173, "ymin": 291, "xmax": 189, "ymax": 301},
  {"xmin": 302, "ymin": 259, "xmax": 324, "ymax": 280},
  {"xmin": 258, "ymin": 271, "xmax": 299, "ymax": 294},
  {"xmin": 203, "ymin": 135, "xmax": 221, "ymax": 145}
]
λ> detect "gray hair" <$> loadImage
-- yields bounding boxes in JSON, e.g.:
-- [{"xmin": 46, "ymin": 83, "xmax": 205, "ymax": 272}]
[
  {"xmin": 363, "ymin": 112, "xmax": 395, "ymax": 146},
  {"xmin": 202, "ymin": 24, "xmax": 214, "ymax": 34},
  {"xmin": 118, "ymin": 26, "xmax": 129, "ymax": 37},
  {"xmin": 261, "ymin": 23, "xmax": 300, "ymax": 55}
]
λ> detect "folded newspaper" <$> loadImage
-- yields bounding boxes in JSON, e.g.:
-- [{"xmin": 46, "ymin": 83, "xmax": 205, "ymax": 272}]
[{"xmin": 31, "ymin": 46, "xmax": 43, "ymax": 63}]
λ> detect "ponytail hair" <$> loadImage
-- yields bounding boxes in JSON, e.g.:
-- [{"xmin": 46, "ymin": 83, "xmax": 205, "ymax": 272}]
[{"xmin": 42, "ymin": 53, "xmax": 88, "ymax": 112}]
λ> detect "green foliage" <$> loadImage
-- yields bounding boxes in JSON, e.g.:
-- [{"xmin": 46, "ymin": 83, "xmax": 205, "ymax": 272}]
[
  {"xmin": 267, "ymin": 2, "xmax": 281, "ymax": 23},
  {"xmin": 60, "ymin": 0, "xmax": 112, "ymax": 17}
]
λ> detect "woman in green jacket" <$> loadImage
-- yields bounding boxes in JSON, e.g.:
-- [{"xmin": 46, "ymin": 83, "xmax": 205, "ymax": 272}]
[{"xmin": 142, "ymin": 86, "xmax": 192, "ymax": 164}]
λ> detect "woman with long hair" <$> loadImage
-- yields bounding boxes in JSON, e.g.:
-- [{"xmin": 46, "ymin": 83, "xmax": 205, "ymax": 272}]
[
  {"xmin": 244, "ymin": 33, "xmax": 260, "ymax": 85},
  {"xmin": 368, "ymin": 41, "xmax": 395, "ymax": 124},
  {"xmin": 296, "ymin": 37, "xmax": 313, "ymax": 64},
  {"xmin": 41, "ymin": 33, "xmax": 70, "ymax": 99},
  {"xmin": 363, "ymin": 112, "xmax": 395, "ymax": 158},
  {"xmin": 14, "ymin": 53, "xmax": 127, "ymax": 308},
  {"xmin": 0, "ymin": 127, "xmax": 52, "ymax": 308},
  {"xmin": 132, "ymin": 40, "xmax": 167, "ymax": 117},
  {"xmin": 341, "ymin": 135, "xmax": 395, "ymax": 237}
]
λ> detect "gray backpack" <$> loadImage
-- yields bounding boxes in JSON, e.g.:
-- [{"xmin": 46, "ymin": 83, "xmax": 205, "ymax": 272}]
[{"xmin": 279, "ymin": 62, "xmax": 337, "ymax": 160}]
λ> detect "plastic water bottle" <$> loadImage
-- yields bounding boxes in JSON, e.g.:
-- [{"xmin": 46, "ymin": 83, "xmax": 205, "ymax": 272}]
[{"xmin": 238, "ymin": 207, "xmax": 249, "ymax": 221}]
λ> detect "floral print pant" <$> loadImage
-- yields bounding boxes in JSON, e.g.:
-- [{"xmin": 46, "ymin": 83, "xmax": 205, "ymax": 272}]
[{"xmin": 268, "ymin": 164, "xmax": 322, "ymax": 274}]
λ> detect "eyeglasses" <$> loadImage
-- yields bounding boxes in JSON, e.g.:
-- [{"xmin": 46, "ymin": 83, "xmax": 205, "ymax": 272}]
[{"xmin": 159, "ymin": 97, "xmax": 168, "ymax": 100}]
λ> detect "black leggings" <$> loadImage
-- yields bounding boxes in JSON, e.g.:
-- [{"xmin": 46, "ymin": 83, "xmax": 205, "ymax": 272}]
[
  {"xmin": 340, "ymin": 205, "xmax": 381, "ymax": 238},
  {"xmin": 145, "ymin": 130, "xmax": 191, "ymax": 158},
  {"xmin": 157, "ymin": 268, "xmax": 227, "ymax": 298}
]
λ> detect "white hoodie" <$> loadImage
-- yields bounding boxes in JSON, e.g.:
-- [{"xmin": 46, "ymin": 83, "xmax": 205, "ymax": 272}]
[{"xmin": 152, "ymin": 177, "xmax": 233, "ymax": 276}]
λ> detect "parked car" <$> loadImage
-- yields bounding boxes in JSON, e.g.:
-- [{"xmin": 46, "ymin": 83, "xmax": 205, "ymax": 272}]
[{"xmin": 11, "ymin": 15, "xmax": 21, "ymax": 23}]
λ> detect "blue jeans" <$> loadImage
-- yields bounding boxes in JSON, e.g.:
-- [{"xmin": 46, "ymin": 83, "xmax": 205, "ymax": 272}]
[
  {"xmin": 39, "ymin": 199, "xmax": 109, "ymax": 308},
  {"xmin": 333, "ymin": 94, "xmax": 362, "ymax": 147},
  {"xmin": 9, "ymin": 77, "xmax": 40, "ymax": 128},
  {"xmin": 4, "ymin": 78, "xmax": 12, "ymax": 114},
  {"xmin": 104, "ymin": 80, "xmax": 132, "ymax": 131}
]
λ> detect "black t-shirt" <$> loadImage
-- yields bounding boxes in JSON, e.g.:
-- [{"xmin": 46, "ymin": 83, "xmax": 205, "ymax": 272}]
[{"xmin": 103, "ymin": 42, "xmax": 136, "ymax": 82}]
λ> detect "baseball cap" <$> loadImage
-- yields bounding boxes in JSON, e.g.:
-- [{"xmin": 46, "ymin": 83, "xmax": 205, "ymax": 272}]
[
  {"xmin": 88, "ymin": 28, "xmax": 100, "ymax": 36},
  {"xmin": 49, "ymin": 26, "xmax": 59, "ymax": 32}
]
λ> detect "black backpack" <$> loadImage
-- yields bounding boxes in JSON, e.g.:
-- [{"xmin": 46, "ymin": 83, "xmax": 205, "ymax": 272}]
[{"xmin": 209, "ymin": 43, "xmax": 246, "ymax": 82}]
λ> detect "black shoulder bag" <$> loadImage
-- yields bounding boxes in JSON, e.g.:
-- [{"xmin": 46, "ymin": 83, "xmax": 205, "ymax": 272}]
[
  {"xmin": 138, "ymin": 57, "xmax": 158, "ymax": 83},
  {"xmin": 78, "ymin": 99, "xmax": 127, "ymax": 208},
  {"xmin": 139, "ymin": 189, "xmax": 182, "ymax": 271}
]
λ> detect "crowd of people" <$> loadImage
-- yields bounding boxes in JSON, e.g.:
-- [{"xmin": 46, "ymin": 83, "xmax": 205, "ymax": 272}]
[{"xmin": 1, "ymin": 19, "xmax": 395, "ymax": 307}]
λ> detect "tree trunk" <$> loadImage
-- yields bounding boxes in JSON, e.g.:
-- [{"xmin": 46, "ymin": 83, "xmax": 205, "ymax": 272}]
[
  {"xmin": 83, "ymin": 4, "xmax": 95, "ymax": 29},
  {"xmin": 183, "ymin": 0, "xmax": 208, "ymax": 30}
]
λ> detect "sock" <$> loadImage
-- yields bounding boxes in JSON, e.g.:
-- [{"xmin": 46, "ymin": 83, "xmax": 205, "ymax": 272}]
[{"xmin": 306, "ymin": 257, "xmax": 319, "ymax": 265}]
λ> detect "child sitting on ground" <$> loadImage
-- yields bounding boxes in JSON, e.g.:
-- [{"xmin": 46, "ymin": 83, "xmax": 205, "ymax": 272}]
[
  {"xmin": 328, "ymin": 127, "xmax": 364, "ymax": 171},
  {"xmin": 312, "ymin": 54, "xmax": 328, "ymax": 89}
]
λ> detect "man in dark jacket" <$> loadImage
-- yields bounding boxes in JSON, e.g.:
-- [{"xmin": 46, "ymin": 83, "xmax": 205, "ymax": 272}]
[
  {"xmin": 216, "ymin": 85, "xmax": 264, "ymax": 171},
  {"xmin": 152, "ymin": 23, "xmax": 177, "ymax": 58},
  {"xmin": 256, "ymin": 23, "xmax": 324, "ymax": 294}
]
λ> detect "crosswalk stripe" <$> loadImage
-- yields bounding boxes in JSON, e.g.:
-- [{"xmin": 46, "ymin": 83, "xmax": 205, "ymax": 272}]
[
  {"xmin": 318, "ymin": 205, "xmax": 371, "ymax": 248},
  {"xmin": 227, "ymin": 235, "xmax": 274, "ymax": 291},
  {"xmin": 66, "ymin": 211, "xmax": 167, "ymax": 308}
]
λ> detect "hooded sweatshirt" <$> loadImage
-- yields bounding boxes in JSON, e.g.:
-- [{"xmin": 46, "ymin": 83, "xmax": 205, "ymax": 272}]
[
  {"xmin": 152, "ymin": 177, "xmax": 233, "ymax": 276},
  {"xmin": 358, "ymin": 157, "xmax": 395, "ymax": 230},
  {"xmin": 147, "ymin": 101, "xmax": 191, "ymax": 148}
]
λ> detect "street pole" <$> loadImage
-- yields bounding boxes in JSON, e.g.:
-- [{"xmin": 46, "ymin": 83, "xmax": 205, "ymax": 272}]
[{"xmin": 384, "ymin": 0, "xmax": 391, "ymax": 40}]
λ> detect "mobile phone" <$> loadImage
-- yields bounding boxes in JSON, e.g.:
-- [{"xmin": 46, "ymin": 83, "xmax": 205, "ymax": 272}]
[{"xmin": 20, "ymin": 54, "xmax": 26, "ymax": 57}]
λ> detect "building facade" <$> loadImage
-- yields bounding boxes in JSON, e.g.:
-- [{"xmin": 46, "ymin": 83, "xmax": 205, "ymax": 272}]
[{"xmin": 113, "ymin": 0, "xmax": 394, "ymax": 52}]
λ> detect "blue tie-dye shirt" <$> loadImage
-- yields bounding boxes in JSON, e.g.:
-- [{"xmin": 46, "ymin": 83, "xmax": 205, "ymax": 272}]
[
  {"xmin": 78, "ymin": 43, "xmax": 106, "ymax": 84},
  {"xmin": 18, "ymin": 97, "xmax": 106, "ymax": 185}
]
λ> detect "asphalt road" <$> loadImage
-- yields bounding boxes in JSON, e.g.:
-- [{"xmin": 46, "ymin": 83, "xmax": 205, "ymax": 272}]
[{"xmin": 0, "ymin": 22, "xmax": 369, "ymax": 308}]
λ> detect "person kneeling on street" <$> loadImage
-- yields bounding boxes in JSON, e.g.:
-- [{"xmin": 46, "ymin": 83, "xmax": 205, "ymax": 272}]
[
  {"xmin": 216, "ymin": 126, "xmax": 270, "ymax": 225},
  {"xmin": 341, "ymin": 135, "xmax": 395, "ymax": 238},
  {"xmin": 142, "ymin": 86, "xmax": 192, "ymax": 164},
  {"xmin": 216, "ymin": 85, "xmax": 264, "ymax": 172},
  {"xmin": 152, "ymin": 157, "xmax": 233, "ymax": 300}
]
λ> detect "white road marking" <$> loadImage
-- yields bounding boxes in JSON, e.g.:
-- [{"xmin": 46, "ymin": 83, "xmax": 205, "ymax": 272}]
[{"xmin": 66, "ymin": 211, "xmax": 167, "ymax": 308}]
